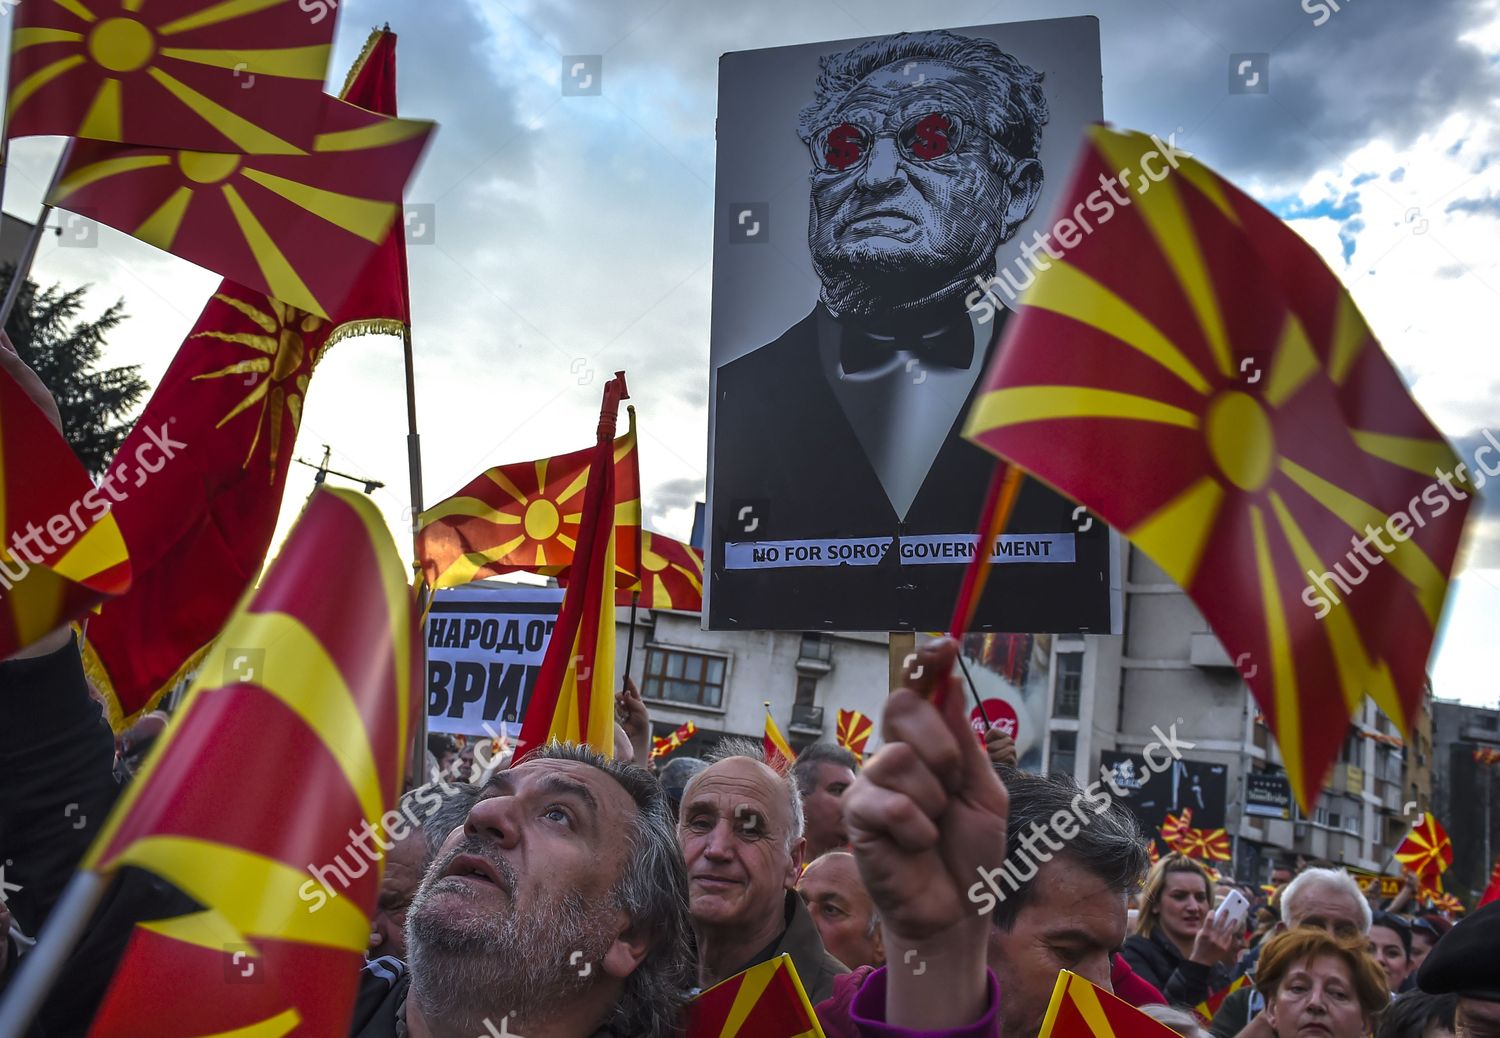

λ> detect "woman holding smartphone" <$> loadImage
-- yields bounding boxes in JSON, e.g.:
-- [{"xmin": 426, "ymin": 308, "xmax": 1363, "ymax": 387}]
[{"xmin": 1124, "ymin": 854, "xmax": 1245, "ymax": 1006}]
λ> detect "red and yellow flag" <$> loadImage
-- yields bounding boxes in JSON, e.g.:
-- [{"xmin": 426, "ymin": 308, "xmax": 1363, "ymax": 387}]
[
  {"xmin": 0, "ymin": 357, "xmax": 131, "ymax": 657},
  {"xmin": 1195, "ymin": 974, "xmax": 1250, "ymax": 1025},
  {"xmin": 82, "ymin": 488, "xmax": 420, "ymax": 1036},
  {"xmin": 513, "ymin": 376, "xmax": 629, "ymax": 760},
  {"xmin": 418, "ymin": 407, "xmax": 640, "ymax": 590},
  {"xmin": 836, "ymin": 708, "xmax": 873, "ymax": 759},
  {"xmin": 685, "ymin": 953, "xmax": 826, "ymax": 1038},
  {"xmin": 8, "ymin": 0, "xmax": 336, "ymax": 153},
  {"xmin": 964, "ymin": 126, "xmax": 1470, "ymax": 809},
  {"xmin": 1040, "ymin": 969, "xmax": 1187, "ymax": 1038},
  {"xmin": 79, "ymin": 32, "xmax": 416, "ymax": 725},
  {"xmin": 1478, "ymin": 857, "xmax": 1500, "ymax": 908},
  {"xmin": 1175, "ymin": 826, "xmax": 1232, "ymax": 862},
  {"xmin": 650, "ymin": 720, "xmax": 699, "ymax": 761},
  {"xmin": 1395, "ymin": 812, "xmax": 1454, "ymax": 881},
  {"xmin": 1475, "ymin": 747, "xmax": 1500, "ymax": 766},
  {"xmin": 48, "ymin": 91, "xmax": 433, "ymax": 320},
  {"xmin": 627, "ymin": 531, "xmax": 704, "ymax": 610},
  {"xmin": 764, "ymin": 703, "xmax": 796, "ymax": 772},
  {"xmin": 1160, "ymin": 809, "xmax": 1193, "ymax": 849}
]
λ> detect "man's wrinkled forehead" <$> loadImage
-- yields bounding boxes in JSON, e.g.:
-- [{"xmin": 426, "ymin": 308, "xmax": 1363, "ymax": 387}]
[
  {"xmin": 801, "ymin": 854, "xmax": 866, "ymax": 899},
  {"xmin": 827, "ymin": 60, "xmax": 990, "ymax": 124},
  {"xmin": 681, "ymin": 758, "xmax": 789, "ymax": 827},
  {"xmin": 1289, "ymin": 882, "xmax": 1365, "ymax": 930}
]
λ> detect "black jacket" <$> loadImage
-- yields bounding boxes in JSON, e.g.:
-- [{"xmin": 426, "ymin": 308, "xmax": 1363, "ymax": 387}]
[
  {"xmin": 0, "ymin": 636, "xmax": 197, "ymax": 1036},
  {"xmin": 709, "ymin": 306, "xmax": 1113, "ymax": 632},
  {"xmin": 1121, "ymin": 927, "xmax": 1233, "ymax": 1008}
]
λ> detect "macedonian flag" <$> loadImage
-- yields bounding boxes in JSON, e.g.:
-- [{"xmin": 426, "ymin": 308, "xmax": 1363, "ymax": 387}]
[
  {"xmin": 686, "ymin": 954, "xmax": 826, "ymax": 1038},
  {"xmin": 81, "ymin": 488, "xmax": 420, "ymax": 1036},
  {"xmin": 764, "ymin": 704, "xmax": 796, "ymax": 772},
  {"xmin": 650, "ymin": 719, "xmax": 699, "ymax": 760},
  {"xmin": 1175, "ymin": 825, "xmax": 1232, "ymax": 862},
  {"xmin": 79, "ymin": 30, "xmax": 418, "ymax": 725},
  {"xmin": 628, "ymin": 531, "xmax": 703, "ymax": 610},
  {"xmin": 965, "ymin": 126, "xmax": 1470, "ymax": 809},
  {"xmin": 836, "ymin": 708, "xmax": 873, "ymax": 759},
  {"xmin": 0, "ymin": 350, "xmax": 130, "ymax": 657},
  {"xmin": 418, "ymin": 407, "xmax": 641, "ymax": 590},
  {"xmin": 8, "ymin": 0, "xmax": 336, "ymax": 153},
  {"xmin": 514, "ymin": 376, "xmax": 629, "ymax": 759},
  {"xmin": 48, "ymin": 90, "xmax": 433, "ymax": 319},
  {"xmin": 1040, "ymin": 969, "xmax": 1186, "ymax": 1038},
  {"xmin": 1395, "ymin": 812, "xmax": 1453, "ymax": 882}
]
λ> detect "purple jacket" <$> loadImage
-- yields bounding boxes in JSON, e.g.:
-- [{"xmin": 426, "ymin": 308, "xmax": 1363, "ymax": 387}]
[{"xmin": 817, "ymin": 964, "xmax": 1002, "ymax": 1038}]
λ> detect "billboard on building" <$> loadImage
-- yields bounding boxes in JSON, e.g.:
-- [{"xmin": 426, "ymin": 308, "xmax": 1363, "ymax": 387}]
[
  {"xmin": 705, "ymin": 17, "xmax": 1119, "ymax": 632},
  {"xmin": 1245, "ymin": 771, "xmax": 1294, "ymax": 820},
  {"xmin": 1100, "ymin": 750, "xmax": 1229, "ymax": 832}
]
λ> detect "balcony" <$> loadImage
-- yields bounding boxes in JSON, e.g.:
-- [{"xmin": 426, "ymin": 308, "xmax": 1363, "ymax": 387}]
[
  {"xmin": 790, "ymin": 704, "xmax": 825, "ymax": 734},
  {"xmin": 796, "ymin": 636, "xmax": 833, "ymax": 676}
]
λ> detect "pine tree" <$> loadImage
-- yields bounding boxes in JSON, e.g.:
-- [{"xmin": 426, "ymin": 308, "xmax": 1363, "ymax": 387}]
[{"xmin": 1, "ymin": 264, "xmax": 145, "ymax": 475}]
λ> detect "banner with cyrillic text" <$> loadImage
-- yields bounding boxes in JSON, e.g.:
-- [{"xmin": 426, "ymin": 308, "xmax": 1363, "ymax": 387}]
[{"xmin": 426, "ymin": 584, "xmax": 563, "ymax": 737}]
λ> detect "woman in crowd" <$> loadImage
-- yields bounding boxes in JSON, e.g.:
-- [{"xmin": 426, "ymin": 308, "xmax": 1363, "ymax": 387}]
[
  {"xmin": 1123, "ymin": 854, "xmax": 1242, "ymax": 1006},
  {"xmin": 1256, "ymin": 928, "xmax": 1389, "ymax": 1038},
  {"xmin": 1375, "ymin": 991, "xmax": 1457, "ymax": 1038},
  {"xmin": 1369, "ymin": 911, "xmax": 1415, "ymax": 993}
]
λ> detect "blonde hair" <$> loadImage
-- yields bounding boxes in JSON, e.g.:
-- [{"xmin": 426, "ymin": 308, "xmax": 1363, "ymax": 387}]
[{"xmin": 1134, "ymin": 853, "xmax": 1216, "ymax": 937}]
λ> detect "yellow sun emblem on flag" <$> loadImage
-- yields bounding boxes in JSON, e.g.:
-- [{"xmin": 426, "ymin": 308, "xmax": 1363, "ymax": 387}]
[{"xmin": 190, "ymin": 293, "xmax": 325, "ymax": 475}]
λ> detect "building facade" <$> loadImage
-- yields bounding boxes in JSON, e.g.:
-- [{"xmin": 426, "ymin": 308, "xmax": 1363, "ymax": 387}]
[
  {"xmin": 615, "ymin": 607, "xmax": 889, "ymax": 758},
  {"xmin": 1039, "ymin": 545, "xmax": 1434, "ymax": 882},
  {"xmin": 1431, "ymin": 700, "xmax": 1500, "ymax": 897}
]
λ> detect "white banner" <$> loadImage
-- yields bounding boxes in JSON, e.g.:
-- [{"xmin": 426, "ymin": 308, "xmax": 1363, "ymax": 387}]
[
  {"xmin": 722, "ymin": 532, "xmax": 1076, "ymax": 570},
  {"xmin": 426, "ymin": 584, "xmax": 563, "ymax": 737}
]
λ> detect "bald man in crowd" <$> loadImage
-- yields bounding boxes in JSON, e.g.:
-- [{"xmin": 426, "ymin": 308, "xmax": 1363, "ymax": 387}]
[
  {"xmin": 676, "ymin": 740, "xmax": 847, "ymax": 1003},
  {"xmin": 798, "ymin": 851, "xmax": 885, "ymax": 969}
]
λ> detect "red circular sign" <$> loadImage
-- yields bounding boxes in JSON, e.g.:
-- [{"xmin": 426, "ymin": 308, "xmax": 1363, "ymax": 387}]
[{"xmin": 970, "ymin": 698, "xmax": 1019, "ymax": 740}]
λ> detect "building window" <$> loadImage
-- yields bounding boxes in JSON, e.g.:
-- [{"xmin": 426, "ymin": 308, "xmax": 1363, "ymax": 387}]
[
  {"xmin": 642, "ymin": 647, "xmax": 727, "ymax": 709},
  {"xmin": 794, "ymin": 675, "xmax": 817, "ymax": 708},
  {"xmin": 1054, "ymin": 653, "xmax": 1083, "ymax": 719},
  {"xmin": 1482, "ymin": 714, "xmax": 1499, "ymax": 731},
  {"xmin": 1049, "ymin": 731, "xmax": 1077, "ymax": 776},
  {"xmin": 799, "ymin": 633, "xmax": 831, "ymax": 663}
]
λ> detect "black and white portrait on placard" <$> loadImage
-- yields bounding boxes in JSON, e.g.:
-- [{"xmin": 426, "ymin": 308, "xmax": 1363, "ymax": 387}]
[{"xmin": 707, "ymin": 19, "xmax": 1119, "ymax": 632}]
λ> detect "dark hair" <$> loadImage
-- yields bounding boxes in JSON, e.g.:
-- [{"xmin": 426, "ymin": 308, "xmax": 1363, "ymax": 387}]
[
  {"xmin": 991, "ymin": 768, "xmax": 1149, "ymax": 931},
  {"xmin": 427, "ymin": 733, "xmax": 458, "ymax": 756},
  {"xmin": 1375, "ymin": 990, "xmax": 1458, "ymax": 1038},
  {"xmin": 525, "ymin": 743, "xmax": 694, "ymax": 1038},
  {"xmin": 1372, "ymin": 911, "xmax": 1414, "ymax": 959},
  {"xmin": 796, "ymin": 29, "xmax": 1049, "ymax": 164},
  {"xmin": 791, "ymin": 741, "xmax": 859, "ymax": 797}
]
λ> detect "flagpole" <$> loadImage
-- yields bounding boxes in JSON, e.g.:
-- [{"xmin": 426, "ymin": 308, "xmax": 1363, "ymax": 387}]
[
  {"xmin": 622, "ymin": 589, "xmax": 639, "ymax": 689},
  {"xmin": 404, "ymin": 330, "xmax": 428, "ymax": 789},
  {"xmin": 955, "ymin": 654, "xmax": 992, "ymax": 729},
  {"xmin": 0, "ymin": 871, "xmax": 110, "ymax": 1035},
  {"xmin": 0, "ymin": 140, "xmax": 73, "ymax": 329}
]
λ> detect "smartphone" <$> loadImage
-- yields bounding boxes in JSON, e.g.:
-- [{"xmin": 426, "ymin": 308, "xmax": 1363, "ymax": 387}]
[{"xmin": 1215, "ymin": 889, "xmax": 1250, "ymax": 930}]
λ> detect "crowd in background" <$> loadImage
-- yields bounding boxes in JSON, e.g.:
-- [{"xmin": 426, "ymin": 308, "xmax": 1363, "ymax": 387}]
[{"xmin": 2, "ymin": 634, "xmax": 1497, "ymax": 1037}]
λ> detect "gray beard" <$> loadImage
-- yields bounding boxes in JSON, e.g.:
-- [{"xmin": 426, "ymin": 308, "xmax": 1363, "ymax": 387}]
[{"xmin": 405, "ymin": 853, "xmax": 616, "ymax": 1036}]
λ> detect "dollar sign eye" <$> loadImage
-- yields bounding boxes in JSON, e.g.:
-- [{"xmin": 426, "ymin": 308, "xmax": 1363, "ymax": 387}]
[
  {"xmin": 822, "ymin": 123, "xmax": 864, "ymax": 171},
  {"xmin": 904, "ymin": 113, "xmax": 956, "ymax": 161}
]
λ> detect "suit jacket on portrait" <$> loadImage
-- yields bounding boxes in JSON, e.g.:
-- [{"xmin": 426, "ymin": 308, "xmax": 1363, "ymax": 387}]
[{"xmin": 709, "ymin": 304, "xmax": 1113, "ymax": 632}]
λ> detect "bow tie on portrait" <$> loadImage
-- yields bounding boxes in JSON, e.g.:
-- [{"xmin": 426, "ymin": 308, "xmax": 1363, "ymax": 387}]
[{"xmin": 837, "ymin": 317, "xmax": 974, "ymax": 377}]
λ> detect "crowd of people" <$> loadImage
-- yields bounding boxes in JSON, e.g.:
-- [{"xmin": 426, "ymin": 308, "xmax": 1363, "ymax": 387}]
[{"xmin": 2, "ymin": 633, "xmax": 1497, "ymax": 1037}]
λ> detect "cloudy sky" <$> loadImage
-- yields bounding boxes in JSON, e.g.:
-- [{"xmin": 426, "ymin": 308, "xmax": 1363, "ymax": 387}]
[{"xmin": 9, "ymin": 0, "xmax": 1499, "ymax": 708}]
